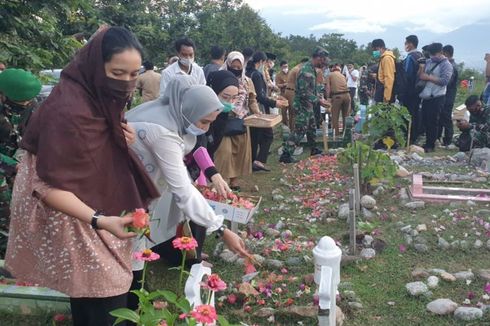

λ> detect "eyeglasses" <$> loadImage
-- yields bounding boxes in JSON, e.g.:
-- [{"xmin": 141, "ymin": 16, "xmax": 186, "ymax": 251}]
[{"xmin": 221, "ymin": 93, "xmax": 239, "ymax": 102}]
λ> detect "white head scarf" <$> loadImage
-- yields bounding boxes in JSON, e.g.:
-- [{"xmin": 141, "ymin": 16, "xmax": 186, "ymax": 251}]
[
  {"xmin": 126, "ymin": 75, "xmax": 223, "ymax": 137},
  {"xmin": 221, "ymin": 51, "xmax": 246, "ymax": 80}
]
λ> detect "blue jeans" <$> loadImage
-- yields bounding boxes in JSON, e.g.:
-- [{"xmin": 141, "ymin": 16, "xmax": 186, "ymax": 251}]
[{"xmin": 483, "ymin": 82, "xmax": 490, "ymax": 105}]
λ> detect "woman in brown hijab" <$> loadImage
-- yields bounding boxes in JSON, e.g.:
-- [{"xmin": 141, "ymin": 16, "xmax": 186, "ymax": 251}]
[{"xmin": 5, "ymin": 27, "xmax": 159, "ymax": 325}]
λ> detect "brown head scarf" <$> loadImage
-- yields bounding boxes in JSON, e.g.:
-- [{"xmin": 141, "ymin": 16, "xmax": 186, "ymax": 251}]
[{"xmin": 20, "ymin": 27, "xmax": 159, "ymax": 215}]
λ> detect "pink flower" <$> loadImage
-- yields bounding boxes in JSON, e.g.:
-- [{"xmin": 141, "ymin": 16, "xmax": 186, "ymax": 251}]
[
  {"xmin": 191, "ymin": 305, "xmax": 217, "ymax": 324},
  {"xmin": 133, "ymin": 249, "xmax": 160, "ymax": 262},
  {"xmin": 172, "ymin": 237, "xmax": 198, "ymax": 251},
  {"xmin": 226, "ymin": 294, "xmax": 237, "ymax": 304},
  {"xmin": 467, "ymin": 291, "xmax": 476, "ymax": 300},
  {"xmin": 159, "ymin": 321, "xmax": 168, "ymax": 326},
  {"xmin": 399, "ymin": 244, "xmax": 406, "ymax": 253},
  {"xmin": 179, "ymin": 313, "xmax": 187, "ymax": 320},
  {"xmin": 485, "ymin": 283, "xmax": 490, "ymax": 294},
  {"xmin": 153, "ymin": 300, "xmax": 168, "ymax": 310},
  {"xmin": 132, "ymin": 208, "xmax": 149, "ymax": 229},
  {"xmin": 53, "ymin": 314, "xmax": 67, "ymax": 322},
  {"xmin": 202, "ymin": 274, "xmax": 227, "ymax": 292}
]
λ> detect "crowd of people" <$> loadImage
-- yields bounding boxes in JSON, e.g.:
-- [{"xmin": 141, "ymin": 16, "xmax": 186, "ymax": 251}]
[{"xmin": 0, "ymin": 25, "xmax": 489, "ymax": 325}]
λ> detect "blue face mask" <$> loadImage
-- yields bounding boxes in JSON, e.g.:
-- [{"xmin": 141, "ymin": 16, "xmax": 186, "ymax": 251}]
[
  {"xmin": 372, "ymin": 50, "xmax": 381, "ymax": 59},
  {"xmin": 220, "ymin": 100, "xmax": 234, "ymax": 113},
  {"xmin": 185, "ymin": 123, "xmax": 206, "ymax": 136}
]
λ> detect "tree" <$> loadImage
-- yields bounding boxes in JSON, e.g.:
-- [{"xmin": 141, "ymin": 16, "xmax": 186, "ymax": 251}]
[
  {"xmin": 0, "ymin": 0, "xmax": 84, "ymax": 70},
  {"xmin": 318, "ymin": 33, "xmax": 358, "ymax": 64}
]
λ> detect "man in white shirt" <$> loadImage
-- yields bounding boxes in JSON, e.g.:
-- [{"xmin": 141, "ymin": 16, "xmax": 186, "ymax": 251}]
[
  {"xmin": 345, "ymin": 62, "xmax": 359, "ymax": 112},
  {"xmin": 159, "ymin": 37, "xmax": 206, "ymax": 96}
]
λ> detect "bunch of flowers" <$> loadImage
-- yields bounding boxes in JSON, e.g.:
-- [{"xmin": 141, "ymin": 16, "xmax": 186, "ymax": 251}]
[{"xmin": 199, "ymin": 186, "xmax": 255, "ymax": 209}]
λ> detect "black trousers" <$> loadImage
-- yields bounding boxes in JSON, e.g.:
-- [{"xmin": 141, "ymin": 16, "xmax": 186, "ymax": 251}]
[
  {"xmin": 70, "ymin": 293, "xmax": 127, "ymax": 326},
  {"xmin": 250, "ymin": 127, "xmax": 273, "ymax": 164},
  {"xmin": 402, "ymin": 94, "xmax": 422, "ymax": 144},
  {"xmin": 151, "ymin": 220, "xmax": 207, "ymax": 267},
  {"xmin": 421, "ymin": 96, "xmax": 446, "ymax": 149},
  {"xmin": 349, "ymin": 87, "xmax": 357, "ymax": 113},
  {"xmin": 438, "ymin": 99, "xmax": 455, "ymax": 145}
]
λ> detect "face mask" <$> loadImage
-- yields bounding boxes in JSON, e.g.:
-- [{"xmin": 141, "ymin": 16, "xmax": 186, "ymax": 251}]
[
  {"xmin": 372, "ymin": 50, "xmax": 381, "ymax": 59},
  {"xmin": 282, "ymin": 68, "xmax": 289, "ymax": 74},
  {"xmin": 228, "ymin": 67, "xmax": 243, "ymax": 78},
  {"xmin": 104, "ymin": 77, "xmax": 136, "ymax": 100},
  {"xmin": 269, "ymin": 62, "xmax": 275, "ymax": 69},
  {"xmin": 220, "ymin": 100, "xmax": 234, "ymax": 113},
  {"xmin": 258, "ymin": 64, "xmax": 265, "ymax": 73},
  {"xmin": 183, "ymin": 112, "xmax": 206, "ymax": 136},
  {"xmin": 185, "ymin": 123, "xmax": 206, "ymax": 136},
  {"xmin": 179, "ymin": 57, "xmax": 194, "ymax": 67}
]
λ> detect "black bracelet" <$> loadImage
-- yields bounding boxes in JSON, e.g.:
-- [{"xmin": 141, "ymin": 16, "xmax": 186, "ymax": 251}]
[
  {"xmin": 91, "ymin": 211, "xmax": 103, "ymax": 230},
  {"xmin": 215, "ymin": 224, "xmax": 227, "ymax": 239}
]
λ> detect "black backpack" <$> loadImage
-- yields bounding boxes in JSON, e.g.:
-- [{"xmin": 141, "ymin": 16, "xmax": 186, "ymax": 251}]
[
  {"xmin": 393, "ymin": 52, "xmax": 422, "ymax": 102},
  {"xmin": 393, "ymin": 60, "xmax": 408, "ymax": 102}
]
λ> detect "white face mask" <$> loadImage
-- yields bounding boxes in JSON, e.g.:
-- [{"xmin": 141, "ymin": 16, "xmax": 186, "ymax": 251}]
[
  {"xmin": 183, "ymin": 113, "xmax": 206, "ymax": 136},
  {"xmin": 282, "ymin": 68, "xmax": 289, "ymax": 74},
  {"xmin": 179, "ymin": 57, "xmax": 194, "ymax": 67},
  {"xmin": 185, "ymin": 123, "xmax": 206, "ymax": 136}
]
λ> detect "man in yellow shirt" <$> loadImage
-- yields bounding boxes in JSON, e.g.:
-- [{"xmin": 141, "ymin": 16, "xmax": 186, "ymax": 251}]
[{"xmin": 371, "ymin": 39, "xmax": 395, "ymax": 103}]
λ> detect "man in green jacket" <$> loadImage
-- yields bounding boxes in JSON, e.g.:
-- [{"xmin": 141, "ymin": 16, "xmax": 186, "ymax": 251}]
[
  {"xmin": 457, "ymin": 95, "xmax": 490, "ymax": 151},
  {"xmin": 280, "ymin": 47, "xmax": 330, "ymax": 163}
]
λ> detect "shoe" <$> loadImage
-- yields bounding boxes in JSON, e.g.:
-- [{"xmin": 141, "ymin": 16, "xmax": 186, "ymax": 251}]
[
  {"xmin": 252, "ymin": 163, "xmax": 271, "ymax": 172},
  {"xmin": 310, "ymin": 147, "xmax": 323, "ymax": 156},
  {"xmin": 279, "ymin": 153, "xmax": 297, "ymax": 164}
]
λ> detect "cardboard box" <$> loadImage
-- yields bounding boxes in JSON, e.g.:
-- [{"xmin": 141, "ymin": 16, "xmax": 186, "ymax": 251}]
[
  {"xmin": 206, "ymin": 196, "xmax": 261, "ymax": 224},
  {"xmin": 244, "ymin": 114, "xmax": 282, "ymax": 128}
]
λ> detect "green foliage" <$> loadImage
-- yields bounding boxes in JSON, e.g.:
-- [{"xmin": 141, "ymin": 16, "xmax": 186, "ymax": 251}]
[
  {"xmin": 338, "ymin": 103, "xmax": 409, "ymax": 193},
  {"xmin": 364, "ymin": 103, "xmax": 411, "ymax": 147},
  {"xmin": 338, "ymin": 140, "xmax": 397, "ymax": 191}
]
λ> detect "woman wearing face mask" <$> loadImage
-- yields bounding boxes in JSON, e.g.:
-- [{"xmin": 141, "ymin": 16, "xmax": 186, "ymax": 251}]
[
  {"xmin": 207, "ymin": 56, "xmax": 260, "ymax": 190},
  {"xmin": 126, "ymin": 75, "xmax": 249, "ymax": 272},
  {"xmin": 4, "ymin": 27, "xmax": 159, "ymax": 326},
  {"xmin": 246, "ymin": 51, "xmax": 288, "ymax": 172}
]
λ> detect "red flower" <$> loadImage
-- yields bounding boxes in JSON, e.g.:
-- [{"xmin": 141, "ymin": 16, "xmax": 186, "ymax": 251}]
[
  {"xmin": 257, "ymin": 299, "xmax": 266, "ymax": 305},
  {"xmin": 179, "ymin": 313, "xmax": 187, "ymax": 320},
  {"xmin": 53, "ymin": 314, "xmax": 66, "ymax": 322},
  {"xmin": 172, "ymin": 236, "xmax": 198, "ymax": 251},
  {"xmin": 227, "ymin": 294, "xmax": 237, "ymax": 304},
  {"xmin": 202, "ymin": 274, "xmax": 227, "ymax": 292},
  {"xmin": 133, "ymin": 249, "xmax": 160, "ymax": 262},
  {"xmin": 191, "ymin": 305, "xmax": 217, "ymax": 324},
  {"xmin": 132, "ymin": 208, "xmax": 149, "ymax": 229},
  {"xmin": 244, "ymin": 305, "xmax": 252, "ymax": 313}
]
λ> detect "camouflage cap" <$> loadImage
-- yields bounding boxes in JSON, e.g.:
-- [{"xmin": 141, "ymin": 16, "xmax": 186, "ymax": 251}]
[{"xmin": 312, "ymin": 46, "xmax": 329, "ymax": 58}]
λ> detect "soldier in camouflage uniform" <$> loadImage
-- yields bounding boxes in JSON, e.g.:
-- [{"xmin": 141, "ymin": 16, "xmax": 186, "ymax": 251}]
[
  {"xmin": 0, "ymin": 68, "xmax": 41, "ymax": 222},
  {"xmin": 279, "ymin": 47, "xmax": 330, "ymax": 163},
  {"xmin": 457, "ymin": 95, "xmax": 490, "ymax": 151}
]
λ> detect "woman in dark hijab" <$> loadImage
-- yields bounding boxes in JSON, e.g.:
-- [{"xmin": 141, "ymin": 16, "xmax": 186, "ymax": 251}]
[{"xmin": 5, "ymin": 27, "xmax": 159, "ymax": 326}]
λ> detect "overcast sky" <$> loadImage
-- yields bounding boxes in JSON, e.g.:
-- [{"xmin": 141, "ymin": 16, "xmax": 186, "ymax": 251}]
[{"xmin": 244, "ymin": 0, "xmax": 490, "ymax": 34}]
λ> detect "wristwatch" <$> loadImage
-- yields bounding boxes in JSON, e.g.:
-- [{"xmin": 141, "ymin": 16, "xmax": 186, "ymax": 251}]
[
  {"xmin": 91, "ymin": 211, "xmax": 103, "ymax": 230},
  {"xmin": 215, "ymin": 224, "xmax": 228, "ymax": 239}
]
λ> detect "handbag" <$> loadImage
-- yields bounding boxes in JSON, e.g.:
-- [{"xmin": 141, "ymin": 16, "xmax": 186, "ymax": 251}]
[
  {"xmin": 415, "ymin": 61, "xmax": 442, "ymax": 94},
  {"xmin": 223, "ymin": 117, "xmax": 246, "ymax": 136}
]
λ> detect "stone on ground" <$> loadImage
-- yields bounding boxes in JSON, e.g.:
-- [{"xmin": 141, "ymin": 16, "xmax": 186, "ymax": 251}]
[
  {"xmin": 426, "ymin": 298, "xmax": 458, "ymax": 315},
  {"xmin": 440, "ymin": 272, "xmax": 456, "ymax": 282},
  {"xmin": 454, "ymin": 271, "xmax": 474, "ymax": 281},
  {"xmin": 360, "ymin": 195, "xmax": 376, "ymax": 209},
  {"xmin": 437, "ymin": 237, "xmax": 450, "ymax": 250},
  {"xmin": 406, "ymin": 281, "xmax": 429, "ymax": 297},
  {"xmin": 478, "ymin": 269, "xmax": 490, "ymax": 281},
  {"xmin": 405, "ymin": 201, "xmax": 425, "ymax": 209},
  {"xmin": 454, "ymin": 307, "xmax": 483, "ymax": 321},
  {"xmin": 409, "ymin": 145, "xmax": 425, "ymax": 154},
  {"xmin": 427, "ymin": 276, "xmax": 439, "ymax": 289},
  {"xmin": 360, "ymin": 248, "xmax": 376, "ymax": 259},
  {"xmin": 338, "ymin": 203, "xmax": 350, "ymax": 219}
]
